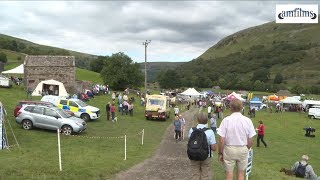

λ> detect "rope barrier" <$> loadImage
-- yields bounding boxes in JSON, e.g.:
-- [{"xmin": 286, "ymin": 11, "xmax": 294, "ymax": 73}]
[{"xmin": 63, "ymin": 129, "xmax": 144, "ymax": 140}]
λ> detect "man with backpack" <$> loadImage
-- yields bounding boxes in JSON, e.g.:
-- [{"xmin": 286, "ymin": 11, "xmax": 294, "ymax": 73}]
[
  {"xmin": 187, "ymin": 112, "xmax": 216, "ymax": 180},
  {"xmin": 291, "ymin": 155, "xmax": 319, "ymax": 179}
]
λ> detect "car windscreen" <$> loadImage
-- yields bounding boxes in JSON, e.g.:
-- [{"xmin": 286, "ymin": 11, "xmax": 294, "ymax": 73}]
[
  {"xmin": 75, "ymin": 100, "xmax": 87, "ymax": 107},
  {"xmin": 56, "ymin": 108, "xmax": 72, "ymax": 118},
  {"xmin": 147, "ymin": 99, "xmax": 164, "ymax": 106}
]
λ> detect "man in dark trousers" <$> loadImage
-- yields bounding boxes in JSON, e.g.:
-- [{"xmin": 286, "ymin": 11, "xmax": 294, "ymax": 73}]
[{"xmin": 106, "ymin": 102, "xmax": 111, "ymax": 120}]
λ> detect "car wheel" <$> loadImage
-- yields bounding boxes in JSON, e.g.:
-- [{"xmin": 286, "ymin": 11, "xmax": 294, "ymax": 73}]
[
  {"xmin": 61, "ymin": 125, "xmax": 73, "ymax": 135},
  {"xmin": 22, "ymin": 120, "xmax": 33, "ymax": 130},
  {"xmin": 311, "ymin": 116, "xmax": 315, "ymax": 119},
  {"xmin": 80, "ymin": 113, "xmax": 90, "ymax": 122}
]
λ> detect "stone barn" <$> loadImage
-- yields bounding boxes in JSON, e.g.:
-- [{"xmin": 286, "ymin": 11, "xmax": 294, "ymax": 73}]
[{"xmin": 24, "ymin": 55, "xmax": 76, "ymax": 93}]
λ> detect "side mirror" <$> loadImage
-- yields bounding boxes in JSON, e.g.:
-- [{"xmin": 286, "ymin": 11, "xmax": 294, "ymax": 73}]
[{"xmin": 55, "ymin": 116, "xmax": 60, "ymax": 119}]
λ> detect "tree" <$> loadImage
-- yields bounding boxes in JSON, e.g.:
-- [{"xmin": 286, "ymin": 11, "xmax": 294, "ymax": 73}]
[
  {"xmin": 90, "ymin": 56, "xmax": 106, "ymax": 73},
  {"xmin": 273, "ymin": 73, "xmax": 283, "ymax": 84},
  {"xmin": 252, "ymin": 68, "xmax": 270, "ymax": 82},
  {"xmin": 253, "ymin": 80, "xmax": 265, "ymax": 91},
  {"xmin": 0, "ymin": 52, "xmax": 7, "ymax": 63},
  {"xmin": 158, "ymin": 69, "xmax": 181, "ymax": 89},
  {"xmin": 100, "ymin": 52, "xmax": 143, "ymax": 90}
]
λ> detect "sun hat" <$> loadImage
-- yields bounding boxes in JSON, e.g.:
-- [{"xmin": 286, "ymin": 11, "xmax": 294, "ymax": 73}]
[{"xmin": 301, "ymin": 155, "xmax": 309, "ymax": 165}]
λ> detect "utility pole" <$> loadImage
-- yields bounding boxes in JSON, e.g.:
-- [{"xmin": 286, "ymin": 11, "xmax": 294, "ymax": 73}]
[{"xmin": 143, "ymin": 40, "xmax": 151, "ymax": 96}]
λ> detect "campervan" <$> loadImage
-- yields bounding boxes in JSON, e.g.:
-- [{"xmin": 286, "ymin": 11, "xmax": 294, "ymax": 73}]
[
  {"xmin": 0, "ymin": 75, "xmax": 12, "ymax": 88},
  {"xmin": 303, "ymin": 100, "xmax": 320, "ymax": 111},
  {"xmin": 145, "ymin": 94, "xmax": 171, "ymax": 120},
  {"xmin": 308, "ymin": 107, "xmax": 320, "ymax": 119}
]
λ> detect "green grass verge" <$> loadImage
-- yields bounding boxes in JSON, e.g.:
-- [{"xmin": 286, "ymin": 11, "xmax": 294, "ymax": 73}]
[
  {"xmin": 0, "ymin": 85, "xmax": 171, "ymax": 179},
  {"xmin": 1, "ymin": 85, "xmax": 320, "ymax": 179}
]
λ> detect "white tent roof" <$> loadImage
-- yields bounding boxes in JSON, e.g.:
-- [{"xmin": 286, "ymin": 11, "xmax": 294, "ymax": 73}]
[
  {"xmin": 32, "ymin": 79, "xmax": 69, "ymax": 97},
  {"xmin": 280, "ymin": 97, "xmax": 302, "ymax": 104},
  {"xmin": 1, "ymin": 64, "xmax": 24, "ymax": 74},
  {"xmin": 226, "ymin": 92, "xmax": 246, "ymax": 102},
  {"xmin": 180, "ymin": 88, "xmax": 201, "ymax": 96}
]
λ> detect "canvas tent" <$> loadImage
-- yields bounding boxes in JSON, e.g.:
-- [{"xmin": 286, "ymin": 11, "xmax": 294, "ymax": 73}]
[
  {"xmin": 180, "ymin": 88, "xmax": 201, "ymax": 97},
  {"xmin": 32, "ymin": 79, "xmax": 68, "ymax": 97},
  {"xmin": 226, "ymin": 92, "xmax": 246, "ymax": 102},
  {"xmin": 250, "ymin": 97, "xmax": 263, "ymax": 111},
  {"xmin": 280, "ymin": 97, "xmax": 302, "ymax": 104},
  {"xmin": 1, "ymin": 64, "xmax": 24, "ymax": 74}
]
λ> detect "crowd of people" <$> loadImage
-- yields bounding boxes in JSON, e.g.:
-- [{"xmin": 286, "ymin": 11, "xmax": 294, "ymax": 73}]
[{"xmin": 174, "ymin": 98, "xmax": 319, "ymax": 180}]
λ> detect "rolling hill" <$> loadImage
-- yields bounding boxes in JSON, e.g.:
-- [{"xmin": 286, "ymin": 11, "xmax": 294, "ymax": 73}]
[
  {"xmin": 173, "ymin": 21, "xmax": 320, "ymax": 93},
  {"xmin": 0, "ymin": 33, "xmax": 97, "ymax": 69}
]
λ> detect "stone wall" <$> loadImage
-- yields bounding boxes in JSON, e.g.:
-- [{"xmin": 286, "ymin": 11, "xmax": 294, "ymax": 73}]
[{"xmin": 24, "ymin": 56, "xmax": 76, "ymax": 94}]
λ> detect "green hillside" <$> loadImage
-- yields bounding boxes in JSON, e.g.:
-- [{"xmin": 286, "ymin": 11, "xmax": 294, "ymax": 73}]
[
  {"xmin": 172, "ymin": 22, "xmax": 320, "ymax": 94},
  {"xmin": 0, "ymin": 34, "xmax": 97, "ymax": 69},
  {"xmin": 138, "ymin": 62, "xmax": 184, "ymax": 82}
]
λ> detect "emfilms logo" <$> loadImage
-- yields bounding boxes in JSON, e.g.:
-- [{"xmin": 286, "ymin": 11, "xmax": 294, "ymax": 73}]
[{"xmin": 276, "ymin": 4, "xmax": 318, "ymax": 23}]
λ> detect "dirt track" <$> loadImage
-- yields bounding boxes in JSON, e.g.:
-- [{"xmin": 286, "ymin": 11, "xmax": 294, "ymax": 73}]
[{"xmin": 116, "ymin": 108, "xmax": 199, "ymax": 180}]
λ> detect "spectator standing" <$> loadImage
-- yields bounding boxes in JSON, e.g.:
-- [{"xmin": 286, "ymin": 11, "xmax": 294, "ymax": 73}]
[
  {"xmin": 128, "ymin": 101, "xmax": 134, "ymax": 116},
  {"xmin": 208, "ymin": 105, "xmax": 212, "ymax": 119},
  {"xmin": 123, "ymin": 94, "xmax": 128, "ymax": 102},
  {"xmin": 214, "ymin": 105, "xmax": 219, "ymax": 119},
  {"xmin": 179, "ymin": 114, "xmax": 186, "ymax": 139},
  {"xmin": 123, "ymin": 100, "xmax": 129, "ymax": 115},
  {"xmin": 188, "ymin": 112, "xmax": 216, "ymax": 180},
  {"xmin": 174, "ymin": 105, "xmax": 179, "ymax": 116},
  {"xmin": 217, "ymin": 99, "xmax": 256, "ymax": 180},
  {"xmin": 256, "ymin": 120, "xmax": 267, "ymax": 148},
  {"xmin": 210, "ymin": 115, "xmax": 217, "ymax": 134},
  {"xmin": 173, "ymin": 115, "xmax": 182, "ymax": 143},
  {"xmin": 119, "ymin": 103, "xmax": 123, "ymax": 115},
  {"xmin": 106, "ymin": 102, "xmax": 111, "ymax": 120},
  {"xmin": 110, "ymin": 103, "xmax": 116, "ymax": 121},
  {"xmin": 112, "ymin": 92, "xmax": 116, "ymax": 101},
  {"xmin": 291, "ymin": 155, "xmax": 319, "ymax": 180},
  {"xmin": 118, "ymin": 93, "xmax": 122, "ymax": 105}
]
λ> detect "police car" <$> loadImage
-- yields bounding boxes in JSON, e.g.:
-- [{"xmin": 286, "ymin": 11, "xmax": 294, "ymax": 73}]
[{"xmin": 41, "ymin": 95, "xmax": 100, "ymax": 121}]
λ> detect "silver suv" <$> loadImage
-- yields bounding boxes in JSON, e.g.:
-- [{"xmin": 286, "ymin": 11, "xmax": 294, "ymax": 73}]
[{"xmin": 16, "ymin": 105, "xmax": 87, "ymax": 135}]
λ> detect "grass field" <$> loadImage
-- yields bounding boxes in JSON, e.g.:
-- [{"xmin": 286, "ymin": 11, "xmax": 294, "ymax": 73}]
[
  {"xmin": 0, "ymin": 84, "xmax": 174, "ymax": 179},
  {"xmin": 1, "ymin": 84, "xmax": 320, "ymax": 179}
]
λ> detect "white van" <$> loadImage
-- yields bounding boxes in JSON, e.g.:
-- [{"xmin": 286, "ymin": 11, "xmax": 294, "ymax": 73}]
[
  {"xmin": 0, "ymin": 75, "xmax": 12, "ymax": 88},
  {"xmin": 308, "ymin": 108, "xmax": 320, "ymax": 119},
  {"xmin": 41, "ymin": 95, "xmax": 100, "ymax": 121}
]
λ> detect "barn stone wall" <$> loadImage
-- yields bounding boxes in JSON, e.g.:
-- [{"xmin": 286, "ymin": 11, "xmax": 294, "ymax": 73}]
[{"xmin": 24, "ymin": 56, "xmax": 76, "ymax": 94}]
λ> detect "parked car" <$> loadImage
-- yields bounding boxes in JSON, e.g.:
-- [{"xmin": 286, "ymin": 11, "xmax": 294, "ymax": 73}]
[
  {"xmin": 14, "ymin": 101, "xmax": 74, "ymax": 117},
  {"xmin": 41, "ymin": 95, "xmax": 100, "ymax": 121},
  {"xmin": 16, "ymin": 105, "xmax": 86, "ymax": 135}
]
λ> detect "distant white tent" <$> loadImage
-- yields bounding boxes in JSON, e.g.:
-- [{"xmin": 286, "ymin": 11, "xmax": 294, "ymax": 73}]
[
  {"xmin": 280, "ymin": 97, "xmax": 302, "ymax": 104},
  {"xmin": 226, "ymin": 92, "xmax": 246, "ymax": 102},
  {"xmin": 180, "ymin": 88, "xmax": 202, "ymax": 96},
  {"xmin": 1, "ymin": 64, "xmax": 24, "ymax": 74},
  {"xmin": 32, "ymin": 79, "xmax": 68, "ymax": 97}
]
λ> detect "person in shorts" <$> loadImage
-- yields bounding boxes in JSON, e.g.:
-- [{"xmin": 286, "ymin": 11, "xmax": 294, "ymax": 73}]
[{"xmin": 217, "ymin": 99, "xmax": 256, "ymax": 180}]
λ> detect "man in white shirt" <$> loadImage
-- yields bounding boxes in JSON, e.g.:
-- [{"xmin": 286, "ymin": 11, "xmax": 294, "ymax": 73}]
[
  {"xmin": 208, "ymin": 105, "xmax": 212, "ymax": 118},
  {"xmin": 217, "ymin": 99, "xmax": 256, "ymax": 180}
]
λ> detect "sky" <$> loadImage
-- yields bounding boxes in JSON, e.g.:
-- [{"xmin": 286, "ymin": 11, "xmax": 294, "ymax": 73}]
[{"xmin": 0, "ymin": 1, "xmax": 318, "ymax": 62}]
